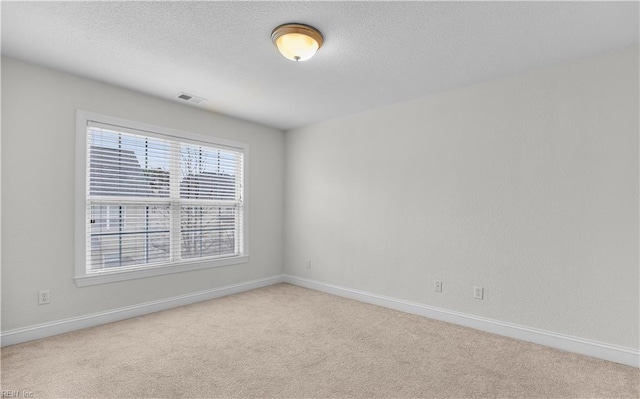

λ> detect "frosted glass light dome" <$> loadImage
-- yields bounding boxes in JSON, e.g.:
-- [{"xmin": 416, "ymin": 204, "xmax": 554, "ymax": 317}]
[{"xmin": 272, "ymin": 23, "xmax": 323, "ymax": 62}]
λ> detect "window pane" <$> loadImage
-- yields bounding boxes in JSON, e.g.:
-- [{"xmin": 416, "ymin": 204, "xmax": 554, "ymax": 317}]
[
  {"xmin": 89, "ymin": 203, "xmax": 170, "ymax": 270},
  {"xmin": 180, "ymin": 205, "xmax": 237, "ymax": 259},
  {"xmin": 180, "ymin": 144, "xmax": 239, "ymax": 200},
  {"xmin": 89, "ymin": 128, "xmax": 170, "ymax": 197}
]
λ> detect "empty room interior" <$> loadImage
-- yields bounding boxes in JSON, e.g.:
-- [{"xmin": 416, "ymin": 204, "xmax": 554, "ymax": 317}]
[{"xmin": 1, "ymin": 1, "xmax": 639, "ymax": 398}]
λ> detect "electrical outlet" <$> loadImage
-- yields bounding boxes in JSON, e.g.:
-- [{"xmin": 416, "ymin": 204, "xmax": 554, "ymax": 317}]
[
  {"xmin": 474, "ymin": 286, "xmax": 484, "ymax": 300},
  {"xmin": 435, "ymin": 280, "xmax": 442, "ymax": 293},
  {"xmin": 38, "ymin": 290, "xmax": 51, "ymax": 305},
  {"xmin": 305, "ymin": 259, "xmax": 311, "ymax": 269}
]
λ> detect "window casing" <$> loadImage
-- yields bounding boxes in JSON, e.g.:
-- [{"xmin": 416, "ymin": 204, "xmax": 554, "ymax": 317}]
[{"xmin": 75, "ymin": 111, "xmax": 248, "ymax": 286}]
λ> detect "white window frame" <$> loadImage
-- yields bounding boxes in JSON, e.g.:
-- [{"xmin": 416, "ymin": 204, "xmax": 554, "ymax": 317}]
[{"xmin": 75, "ymin": 110, "xmax": 249, "ymax": 287}]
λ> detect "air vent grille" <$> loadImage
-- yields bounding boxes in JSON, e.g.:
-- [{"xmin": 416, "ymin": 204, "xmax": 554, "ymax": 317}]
[{"xmin": 177, "ymin": 92, "xmax": 206, "ymax": 105}]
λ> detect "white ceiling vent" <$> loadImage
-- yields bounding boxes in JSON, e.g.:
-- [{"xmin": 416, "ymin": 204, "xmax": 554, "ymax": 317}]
[{"xmin": 177, "ymin": 92, "xmax": 206, "ymax": 105}]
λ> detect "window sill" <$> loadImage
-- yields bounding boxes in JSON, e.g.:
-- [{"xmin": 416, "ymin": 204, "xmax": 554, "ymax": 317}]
[{"xmin": 74, "ymin": 255, "xmax": 249, "ymax": 287}]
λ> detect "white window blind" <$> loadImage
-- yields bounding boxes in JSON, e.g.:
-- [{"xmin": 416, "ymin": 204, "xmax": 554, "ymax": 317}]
[{"xmin": 85, "ymin": 120, "xmax": 244, "ymax": 274}]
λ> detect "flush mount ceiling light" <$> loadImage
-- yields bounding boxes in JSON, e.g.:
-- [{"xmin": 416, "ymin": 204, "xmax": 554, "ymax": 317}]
[{"xmin": 271, "ymin": 23, "xmax": 323, "ymax": 62}]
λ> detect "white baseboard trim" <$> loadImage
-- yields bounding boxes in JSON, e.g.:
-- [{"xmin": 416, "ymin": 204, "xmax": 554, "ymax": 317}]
[
  {"xmin": 283, "ymin": 274, "xmax": 639, "ymax": 368},
  {"xmin": 1, "ymin": 274, "xmax": 284, "ymax": 347}
]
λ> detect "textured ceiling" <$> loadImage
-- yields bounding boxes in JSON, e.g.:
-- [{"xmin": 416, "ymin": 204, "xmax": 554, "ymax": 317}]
[{"xmin": 2, "ymin": 2, "xmax": 638, "ymax": 131}]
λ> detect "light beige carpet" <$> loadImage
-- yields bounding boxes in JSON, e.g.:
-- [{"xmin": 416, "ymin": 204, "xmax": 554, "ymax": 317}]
[{"xmin": 1, "ymin": 283, "xmax": 638, "ymax": 398}]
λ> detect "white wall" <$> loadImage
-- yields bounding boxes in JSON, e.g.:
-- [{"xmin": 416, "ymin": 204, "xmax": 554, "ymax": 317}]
[
  {"xmin": 1, "ymin": 57, "xmax": 284, "ymax": 331},
  {"xmin": 284, "ymin": 47, "xmax": 639, "ymax": 349}
]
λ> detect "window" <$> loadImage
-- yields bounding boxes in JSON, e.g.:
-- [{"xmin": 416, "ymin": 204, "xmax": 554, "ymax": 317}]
[{"xmin": 75, "ymin": 111, "xmax": 248, "ymax": 286}]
